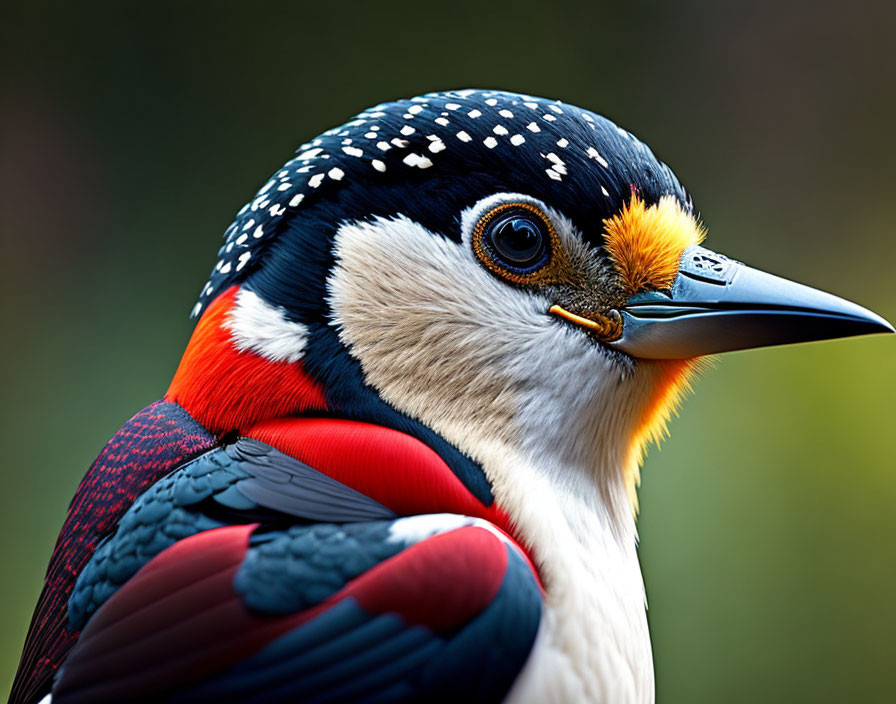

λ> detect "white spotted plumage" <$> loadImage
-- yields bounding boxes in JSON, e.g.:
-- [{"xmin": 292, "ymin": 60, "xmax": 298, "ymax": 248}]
[{"xmin": 194, "ymin": 89, "xmax": 650, "ymax": 316}]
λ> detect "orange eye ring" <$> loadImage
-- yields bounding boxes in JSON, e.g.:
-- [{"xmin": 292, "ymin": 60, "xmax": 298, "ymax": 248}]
[{"xmin": 472, "ymin": 202, "xmax": 562, "ymax": 285}]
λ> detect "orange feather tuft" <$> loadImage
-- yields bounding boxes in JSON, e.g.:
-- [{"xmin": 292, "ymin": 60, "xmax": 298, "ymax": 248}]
[{"xmin": 603, "ymin": 194, "xmax": 705, "ymax": 295}]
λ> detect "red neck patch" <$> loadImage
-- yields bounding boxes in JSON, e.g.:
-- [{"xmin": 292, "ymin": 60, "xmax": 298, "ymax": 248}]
[{"xmin": 166, "ymin": 287, "xmax": 327, "ymax": 436}]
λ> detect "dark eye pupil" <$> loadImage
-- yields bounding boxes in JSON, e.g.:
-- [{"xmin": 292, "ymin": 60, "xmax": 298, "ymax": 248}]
[{"xmin": 489, "ymin": 216, "xmax": 545, "ymax": 266}]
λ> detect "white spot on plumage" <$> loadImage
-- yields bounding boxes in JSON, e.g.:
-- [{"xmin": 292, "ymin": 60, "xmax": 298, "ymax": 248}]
[
  {"xmin": 429, "ymin": 139, "xmax": 446, "ymax": 153},
  {"xmin": 457, "ymin": 130, "xmax": 472, "ymax": 142},
  {"xmin": 376, "ymin": 141, "xmax": 391, "ymax": 151},
  {"xmin": 288, "ymin": 193, "xmax": 304, "ymax": 207},
  {"xmin": 400, "ymin": 125, "xmax": 416, "ymax": 136},
  {"xmin": 387, "ymin": 514, "xmax": 520, "ymax": 549},
  {"xmin": 483, "ymin": 136, "xmax": 498, "ymax": 148},
  {"xmin": 342, "ymin": 146, "xmax": 364, "ymax": 157},
  {"xmin": 526, "ymin": 122, "xmax": 541, "ymax": 133},
  {"xmin": 308, "ymin": 173, "xmax": 325, "ymax": 188},
  {"xmin": 253, "ymin": 225, "xmax": 264, "ymax": 238},
  {"xmin": 586, "ymin": 147, "xmax": 610, "ymax": 168},
  {"xmin": 499, "ymin": 109, "xmax": 514, "ymax": 118},
  {"xmin": 298, "ymin": 147, "xmax": 323, "ymax": 161},
  {"xmin": 226, "ymin": 288, "xmax": 309, "ymax": 363},
  {"xmin": 510, "ymin": 134, "xmax": 525, "ymax": 146},
  {"xmin": 493, "ymin": 124, "xmax": 509, "ymax": 136},
  {"xmin": 328, "ymin": 167, "xmax": 345, "ymax": 180},
  {"xmin": 468, "ymin": 109, "xmax": 482, "ymax": 118},
  {"xmin": 372, "ymin": 159, "xmax": 386, "ymax": 172},
  {"xmin": 557, "ymin": 138, "xmax": 569, "ymax": 148},
  {"xmin": 403, "ymin": 153, "xmax": 433, "ymax": 168},
  {"xmin": 435, "ymin": 117, "xmax": 450, "ymax": 126}
]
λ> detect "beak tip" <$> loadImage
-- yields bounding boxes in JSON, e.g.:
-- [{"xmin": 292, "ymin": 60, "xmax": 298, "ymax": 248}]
[
  {"xmin": 854, "ymin": 305, "xmax": 895, "ymax": 336},
  {"xmin": 874, "ymin": 317, "xmax": 895, "ymax": 335}
]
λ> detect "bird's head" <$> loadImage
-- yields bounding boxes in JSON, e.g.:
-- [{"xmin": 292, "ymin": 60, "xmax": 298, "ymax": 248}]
[{"xmin": 168, "ymin": 89, "xmax": 892, "ymax": 530}]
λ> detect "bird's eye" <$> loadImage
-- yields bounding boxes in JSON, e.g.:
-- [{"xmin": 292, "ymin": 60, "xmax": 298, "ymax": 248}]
[
  {"xmin": 473, "ymin": 204, "xmax": 553, "ymax": 281},
  {"xmin": 486, "ymin": 215, "xmax": 546, "ymax": 269}
]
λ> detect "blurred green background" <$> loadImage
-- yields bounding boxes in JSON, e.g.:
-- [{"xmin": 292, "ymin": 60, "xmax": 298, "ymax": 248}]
[{"xmin": 2, "ymin": 1, "xmax": 894, "ymax": 701}]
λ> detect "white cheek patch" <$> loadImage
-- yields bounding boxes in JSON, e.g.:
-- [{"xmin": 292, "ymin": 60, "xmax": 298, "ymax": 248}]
[
  {"xmin": 327, "ymin": 214, "xmax": 563, "ymax": 452},
  {"xmin": 326, "ymin": 213, "xmax": 627, "ymax": 467},
  {"xmin": 326, "ymin": 211, "xmax": 662, "ymax": 527},
  {"xmin": 224, "ymin": 288, "xmax": 309, "ymax": 363}
]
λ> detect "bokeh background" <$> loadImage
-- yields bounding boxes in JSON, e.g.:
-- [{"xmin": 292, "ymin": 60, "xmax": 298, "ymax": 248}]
[{"xmin": 2, "ymin": 1, "xmax": 894, "ymax": 701}]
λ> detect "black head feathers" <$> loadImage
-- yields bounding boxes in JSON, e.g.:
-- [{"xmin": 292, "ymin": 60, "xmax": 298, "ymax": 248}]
[{"xmin": 194, "ymin": 89, "xmax": 691, "ymax": 317}]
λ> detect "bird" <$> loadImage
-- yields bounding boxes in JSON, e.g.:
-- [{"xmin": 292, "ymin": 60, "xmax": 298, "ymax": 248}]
[{"xmin": 10, "ymin": 89, "xmax": 893, "ymax": 704}]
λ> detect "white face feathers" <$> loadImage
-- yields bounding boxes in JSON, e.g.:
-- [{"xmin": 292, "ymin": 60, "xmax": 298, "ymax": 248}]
[{"xmin": 325, "ymin": 193, "xmax": 677, "ymax": 529}]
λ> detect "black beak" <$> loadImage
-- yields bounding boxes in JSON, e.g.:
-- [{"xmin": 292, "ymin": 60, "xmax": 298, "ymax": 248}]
[{"xmin": 608, "ymin": 245, "xmax": 894, "ymax": 359}]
